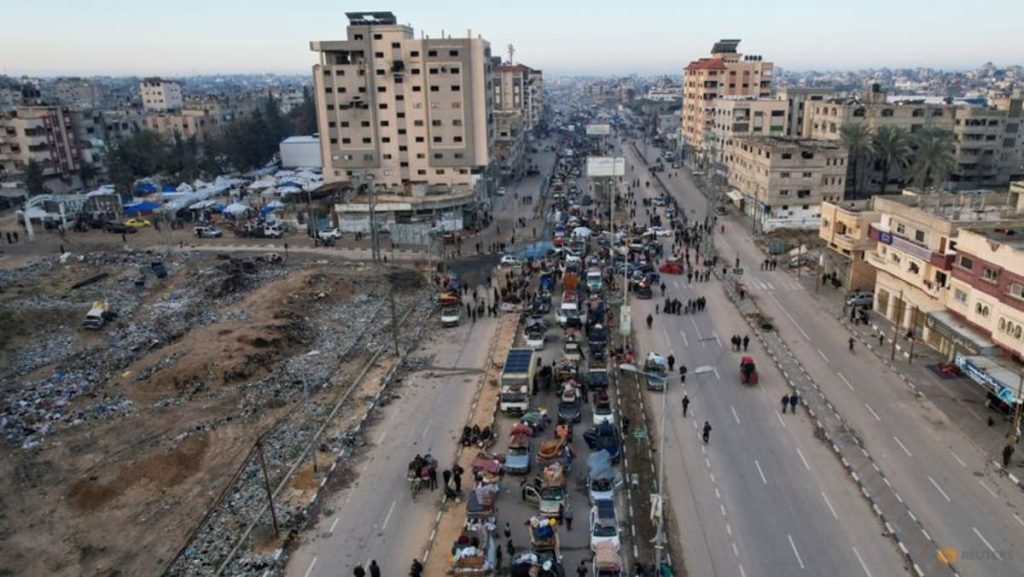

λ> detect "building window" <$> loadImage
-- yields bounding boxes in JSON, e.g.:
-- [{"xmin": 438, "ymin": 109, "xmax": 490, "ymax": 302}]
[
  {"xmin": 781, "ymin": 172, "xmax": 790, "ymax": 178},
  {"xmin": 340, "ymin": 121, "xmax": 350, "ymax": 127},
  {"xmin": 449, "ymin": 50, "xmax": 459, "ymax": 57},
  {"xmin": 953, "ymin": 289, "xmax": 968, "ymax": 304},
  {"xmin": 375, "ymin": 52, "xmax": 384, "ymax": 58},
  {"xmin": 433, "ymin": 153, "xmax": 443, "ymax": 159},
  {"xmin": 417, "ymin": 169, "xmax": 427, "ymax": 175},
  {"xmin": 376, "ymin": 69, "xmax": 385, "ymax": 76},
  {"xmin": 414, "ymin": 120, "xmax": 425, "ymax": 127},
  {"xmin": 914, "ymin": 230, "xmax": 925, "ymax": 242},
  {"xmin": 975, "ymin": 303, "xmax": 990, "ymax": 318},
  {"xmin": 410, "ymin": 51, "xmax": 420, "ymax": 57},
  {"xmin": 330, "ymin": 138, "xmax": 338, "ymax": 144},
  {"xmin": 382, "ymin": 137, "xmax": 391, "ymax": 143},
  {"xmin": 896, "ymin": 223, "xmax": 906, "ymax": 234},
  {"xmin": 417, "ymin": 153, "xmax": 425, "ymax": 159},
  {"xmin": 342, "ymin": 137, "xmax": 351, "ymax": 144},
  {"xmin": 399, "ymin": 145, "xmax": 407, "ymax": 151},
  {"xmin": 436, "ymin": 168, "xmax": 446, "ymax": 174},
  {"xmin": 451, "ymin": 67, "xmax": 460, "ymax": 73},
  {"xmin": 362, "ymin": 137, "xmax": 371, "ymax": 144},
  {"xmin": 415, "ymin": 136, "xmax": 425, "ymax": 142},
  {"xmin": 453, "ymin": 119, "xmax": 463, "ymax": 126},
  {"xmin": 451, "ymin": 85, "xmax": 461, "ymax": 91},
  {"xmin": 959, "ymin": 255, "xmax": 974, "ymax": 270},
  {"xmin": 373, "ymin": 33, "xmax": 382, "ymax": 40},
  {"xmin": 433, "ymin": 136, "xmax": 442, "ymax": 143},
  {"xmin": 453, "ymin": 136, "xmax": 463, "ymax": 143},
  {"xmin": 361, "ymin": 121, "xmax": 371, "ymax": 127},
  {"xmin": 396, "ymin": 94, "xmax": 404, "ymax": 101},
  {"xmin": 432, "ymin": 119, "xmax": 442, "ymax": 126},
  {"xmin": 383, "ymin": 153, "xmax": 393, "ymax": 160},
  {"xmin": 982, "ymin": 267, "xmax": 1000, "ymax": 283},
  {"xmin": 1009, "ymin": 283, "xmax": 1024, "ymax": 301},
  {"xmin": 430, "ymin": 86, "xmax": 440, "ymax": 92},
  {"xmin": 411, "ymin": 68, "xmax": 421, "ymax": 74},
  {"xmin": 412, "ymin": 86, "xmax": 422, "ymax": 92},
  {"xmin": 398, "ymin": 128, "xmax": 407, "ymax": 135},
  {"xmin": 400, "ymin": 161, "xmax": 409, "ymax": 167},
  {"xmin": 908, "ymin": 261, "xmax": 920, "ymax": 274},
  {"xmin": 380, "ymin": 120, "xmax": 390, "ymax": 127},
  {"xmin": 377, "ymin": 86, "xmax": 386, "ymax": 93},
  {"xmin": 428, "ymin": 50, "xmax": 437, "ymax": 57}
]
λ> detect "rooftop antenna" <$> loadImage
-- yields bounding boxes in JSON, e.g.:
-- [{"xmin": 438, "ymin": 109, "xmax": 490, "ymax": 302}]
[{"xmin": 508, "ymin": 43, "xmax": 515, "ymax": 65}]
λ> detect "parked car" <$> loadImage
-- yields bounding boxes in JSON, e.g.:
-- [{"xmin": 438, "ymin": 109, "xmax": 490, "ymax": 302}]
[
  {"xmin": 496, "ymin": 187, "xmax": 507, "ymax": 196},
  {"xmin": 193, "ymin": 225, "xmax": 223, "ymax": 238},
  {"xmin": 317, "ymin": 228, "xmax": 343, "ymax": 240},
  {"xmin": 124, "ymin": 218, "xmax": 151, "ymax": 228},
  {"xmin": 104, "ymin": 222, "xmax": 138, "ymax": 234},
  {"xmin": 501, "ymin": 254, "xmax": 523, "ymax": 267},
  {"xmin": 659, "ymin": 261, "xmax": 684, "ymax": 275},
  {"xmin": 846, "ymin": 291, "xmax": 873, "ymax": 308}
]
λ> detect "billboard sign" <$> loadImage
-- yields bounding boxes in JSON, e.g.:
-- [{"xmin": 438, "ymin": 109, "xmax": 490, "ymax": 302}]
[
  {"xmin": 586, "ymin": 123, "xmax": 612, "ymax": 136},
  {"xmin": 587, "ymin": 157, "xmax": 626, "ymax": 177}
]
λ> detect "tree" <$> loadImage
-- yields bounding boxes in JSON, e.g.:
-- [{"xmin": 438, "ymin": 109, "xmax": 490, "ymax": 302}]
[
  {"xmin": 839, "ymin": 123, "xmax": 874, "ymax": 199},
  {"xmin": 908, "ymin": 127, "xmax": 955, "ymax": 190},
  {"xmin": 872, "ymin": 126, "xmax": 912, "ymax": 195},
  {"xmin": 288, "ymin": 86, "xmax": 317, "ymax": 135},
  {"xmin": 24, "ymin": 158, "xmax": 47, "ymax": 196}
]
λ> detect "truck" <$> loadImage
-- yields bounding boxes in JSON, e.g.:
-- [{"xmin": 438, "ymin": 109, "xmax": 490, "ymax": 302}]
[
  {"xmin": 500, "ymin": 349, "xmax": 537, "ymax": 414},
  {"xmin": 522, "ymin": 462, "xmax": 568, "ymax": 518},
  {"xmin": 83, "ymin": 300, "xmax": 110, "ymax": 329},
  {"xmin": 555, "ymin": 290, "xmax": 579, "ymax": 327},
  {"xmin": 439, "ymin": 292, "xmax": 462, "ymax": 327},
  {"xmin": 586, "ymin": 269, "xmax": 603, "ymax": 292}
]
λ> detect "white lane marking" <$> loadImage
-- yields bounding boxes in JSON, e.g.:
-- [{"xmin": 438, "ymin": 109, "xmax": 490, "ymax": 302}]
[
  {"xmin": 769, "ymin": 294, "xmax": 811, "ymax": 340},
  {"xmin": 796, "ymin": 447, "xmax": 811, "ymax": 471},
  {"xmin": 950, "ymin": 450, "xmax": 967, "ymax": 468},
  {"xmin": 1013, "ymin": 512, "xmax": 1024, "ymax": 528},
  {"xmin": 691, "ymin": 317, "xmax": 703, "ymax": 342},
  {"xmin": 726, "ymin": 523, "xmax": 732, "ymax": 536},
  {"xmin": 381, "ymin": 499, "xmax": 397, "ymax": 531},
  {"xmin": 713, "ymin": 367, "xmax": 721, "ymax": 380},
  {"xmin": 732, "ymin": 542, "xmax": 739, "ymax": 557},
  {"xmin": 731, "ymin": 405, "xmax": 741, "ymax": 425},
  {"xmin": 978, "ymin": 479, "xmax": 999, "ymax": 499},
  {"xmin": 821, "ymin": 491, "xmax": 839, "ymax": 519},
  {"xmin": 838, "ymin": 372, "xmax": 854, "ymax": 391},
  {"xmin": 679, "ymin": 329, "xmax": 689, "ymax": 347},
  {"xmin": 738, "ymin": 565, "xmax": 747, "ymax": 577},
  {"xmin": 928, "ymin": 475, "xmax": 952, "ymax": 502},
  {"xmin": 852, "ymin": 546, "xmax": 874, "ymax": 577},
  {"xmin": 720, "ymin": 504, "xmax": 727, "ymax": 517},
  {"xmin": 817, "ymin": 349, "xmax": 829, "ymax": 362},
  {"xmin": 864, "ymin": 403, "xmax": 881, "ymax": 422},
  {"xmin": 329, "ymin": 517, "xmax": 340, "ymax": 533},
  {"xmin": 893, "ymin": 436, "xmax": 913, "ymax": 458},
  {"xmin": 972, "ymin": 526, "xmax": 1002, "ymax": 560},
  {"xmin": 303, "ymin": 557, "xmax": 318, "ymax": 577},
  {"xmin": 753, "ymin": 459, "xmax": 768, "ymax": 485},
  {"xmin": 420, "ymin": 418, "xmax": 434, "ymax": 442},
  {"xmin": 775, "ymin": 412, "xmax": 788, "ymax": 428},
  {"xmin": 377, "ymin": 429, "xmax": 388, "ymax": 445},
  {"xmin": 787, "ymin": 534, "xmax": 806, "ymax": 570},
  {"xmin": 713, "ymin": 331, "xmax": 722, "ymax": 348}
]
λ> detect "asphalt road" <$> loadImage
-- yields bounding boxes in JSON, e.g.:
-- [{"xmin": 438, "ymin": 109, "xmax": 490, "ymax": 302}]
[
  {"xmin": 628, "ymin": 138, "xmax": 1024, "ymax": 577},
  {"xmin": 284, "ymin": 309, "xmax": 500, "ymax": 577},
  {"xmin": 619, "ymin": 140, "xmax": 906, "ymax": 577}
]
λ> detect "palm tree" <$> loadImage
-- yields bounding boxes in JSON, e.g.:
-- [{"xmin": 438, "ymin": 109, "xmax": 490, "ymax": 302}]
[
  {"xmin": 872, "ymin": 126, "xmax": 912, "ymax": 195},
  {"xmin": 908, "ymin": 127, "xmax": 955, "ymax": 190},
  {"xmin": 840, "ymin": 123, "xmax": 874, "ymax": 198}
]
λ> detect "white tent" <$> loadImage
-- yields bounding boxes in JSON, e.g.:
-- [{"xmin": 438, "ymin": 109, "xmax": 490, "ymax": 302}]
[
  {"xmin": 223, "ymin": 202, "xmax": 252, "ymax": 216},
  {"xmin": 572, "ymin": 226, "xmax": 594, "ymax": 238}
]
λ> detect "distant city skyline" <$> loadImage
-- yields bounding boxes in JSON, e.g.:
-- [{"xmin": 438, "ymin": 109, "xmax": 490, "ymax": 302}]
[{"xmin": 2, "ymin": 0, "xmax": 1022, "ymax": 77}]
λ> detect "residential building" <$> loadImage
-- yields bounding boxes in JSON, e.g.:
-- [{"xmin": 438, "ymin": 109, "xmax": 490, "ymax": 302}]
[
  {"xmin": 142, "ymin": 107, "xmax": 223, "ymax": 144},
  {"xmin": 140, "ymin": 78, "xmax": 184, "ymax": 112},
  {"xmin": 818, "ymin": 199, "xmax": 880, "ymax": 291},
  {"xmin": 725, "ymin": 136, "xmax": 847, "ymax": 231},
  {"xmin": 0, "ymin": 106, "xmax": 80, "ymax": 189},
  {"xmin": 54, "ymin": 78, "xmax": 104, "ymax": 110},
  {"xmin": 778, "ymin": 86, "xmax": 832, "ymax": 137},
  {"xmin": 310, "ymin": 11, "xmax": 494, "ymax": 234},
  {"xmin": 803, "ymin": 84, "xmax": 953, "ymax": 141},
  {"xmin": 950, "ymin": 99, "xmax": 1023, "ymax": 188},
  {"xmin": 682, "ymin": 39, "xmax": 773, "ymax": 158},
  {"xmin": 492, "ymin": 62, "xmax": 542, "ymax": 181},
  {"xmin": 707, "ymin": 97, "xmax": 788, "ymax": 176}
]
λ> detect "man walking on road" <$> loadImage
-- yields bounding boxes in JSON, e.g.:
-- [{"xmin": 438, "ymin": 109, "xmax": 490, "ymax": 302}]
[
  {"xmin": 679, "ymin": 365, "xmax": 687, "ymax": 383},
  {"xmin": 564, "ymin": 502, "xmax": 574, "ymax": 531},
  {"xmin": 702, "ymin": 421, "xmax": 712, "ymax": 444},
  {"xmin": 781, "ymin": 394, "xmax": 790, "ymax": 413},
  {"xmin": 577, "ymin": 561, "xmax": 589, "ymax": 577},
  {"xmin": 1004, "ymin": 444, "xmax": 1015, "ymax": 468},
  {"xmin": 682, "ymin": 395, "xmax": 690, "ymax": 417},
  {"xmin": 354, "ymin": 564, "xmax": 366, "ymax": 577},
  {"xmin": 789, "ymin": 393, "xmax": 799, "ymax": 413},
  {"xmin": 369, "ymin": 560, "xmax": 381, "ymax": 577},
  {"xmin": 622, "ymin": 415, "xmax": 631, "ymax": 436},
  {"xmin": 742, "ymin": 335, "xmax": 750, "ymax": 351},
  {"xmin": 848, "ymin": 337, "xmax": 855, "ymax": 353},
  {"xmin": 667, "ymin": 354, "xmax": 675, "ymax": 372}
]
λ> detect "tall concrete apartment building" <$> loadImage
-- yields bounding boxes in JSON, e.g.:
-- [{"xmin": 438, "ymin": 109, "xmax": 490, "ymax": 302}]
[
  {"xmin": 707, "ymin": 97, "xmax": 788, "ymax": 173},
  {"xmin": 0, "ymin": 106, "xmax": 81, "ymax": 189},
  {"xmin": 778, "ymin": 86, "xmax": 832, "ymax": 138},
  {"xmin": 139, "ymin": 78, "xmax": 184, "ymax": 112},
  {"xmin": 682, "ymin": 39, "xmax": 773, "ymax": 158},
  {"xmin": 725, "ymin": 136, "xmax": 847, "ymax": 231},
  {"xmin": 492, "ymin": 62, "xmax": 543, "ymax": 181},
  {"xmin": 310, "ymin": 11, "xmax": 494, "ymax": 234}
]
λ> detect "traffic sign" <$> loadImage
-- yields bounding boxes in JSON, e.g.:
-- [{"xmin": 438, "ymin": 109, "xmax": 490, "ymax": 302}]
[
  {"xmin": 732, "ymin": 267, "xmax": 744, "ymax": 276},
  {"xmin": 633, "ymin": 428, "xmax": 648, "ymax": 439}
]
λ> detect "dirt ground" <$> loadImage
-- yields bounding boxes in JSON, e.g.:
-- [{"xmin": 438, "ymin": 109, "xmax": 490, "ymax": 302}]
[{"xmin": 0, "ymin": 250, "xmax": 405, "ymax": 577}]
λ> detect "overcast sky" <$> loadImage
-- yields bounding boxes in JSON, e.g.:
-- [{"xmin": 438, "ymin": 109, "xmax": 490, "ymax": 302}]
[{"xmin": 2, "ymin": 0, "xmax": 1021, "ymax": 77}]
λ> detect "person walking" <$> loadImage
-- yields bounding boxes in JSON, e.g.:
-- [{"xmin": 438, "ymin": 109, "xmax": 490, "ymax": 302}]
[
  {"xmin": 354, "ymin": 564, "xmax": 367, "ymax": 577},
  {"xmin": 702, "ymin": 421, "xmax": 712, "ymax": 444},
  {"xmin": 452, "ymin": 463, "xmax": 464, "ymax": 494},
  {"xmin": 622, "ymin": 415, "xmax": 631, "ymax": 436},
  {"xmin": 848, "ymin": 337, "xmax": 855, "ymax": 353},
  {"xmin": 564, "ymin": 502, "xmax": 574, "ymax": 531},
  {"xmin": 789, "ymin": 393, "xmax": 799, "ymax": 413},
  {"xmin": 682, "ymin": 395, "xmax": 690, "ymax": 417},
  {"xmin": 442, "ymin": 469, "xmax": 452, "ymax": 492},
  {"xmin": 667, "ymin": 354, "xmax": 676, "ymax": 372},
  {"xmin": 504, "ymin": 521, "xmax": 512, "ymax": 542},
  {"xmin": 781, "ymin": 394, "xmax": 790, "ymax": 414},
  {"xmin": 577, "ymin": 561, "xmax": 589, "ymax": 577},
  {"xmin": 410, "ymin": 559, "xmax": 424, "ymax": 577},
  {"xmin": 646, "ymin": 313, "xmax": 653, "ymax": 330},
  {"xmin": 879, "ymin": 333, "xmax": 885, "ymax": 347},
  {"xmin": 1003, "ymin": 443, "xmax": 1015, "ymax": 468},
  {"xmin": 369, "ymin": 560, "xmax": 381, "ymax": 577},
  {"xmin": 742, "ymin": 335, "xmax": 750, "ymax": 351},
  {"xmin": 427, "ymin": 463, "xmax": 438, "ymax": 491},
  {"xmin": 495, "ymin": 544, "xmax": 503, "ymax": 570},
  {"xmin": 679, "ymin": 364, "xmax": 687, "ymax": 383}
]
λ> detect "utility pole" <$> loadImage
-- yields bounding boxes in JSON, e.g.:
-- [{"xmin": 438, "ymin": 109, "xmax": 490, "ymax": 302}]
[
  {"xmin": 256, "ymin": 437, "xmax": 280, "ymax": 537},
  {"xmin": 1007, "ymin": 374, "xmax": 1024, "ymax": 448},
  {"xmin": 891, "ymin": 289, "xmax": 904, "ymax": 361},
  {"xmin": 389, "ymin": 281, "xmax": 400, "ymax": 356}
]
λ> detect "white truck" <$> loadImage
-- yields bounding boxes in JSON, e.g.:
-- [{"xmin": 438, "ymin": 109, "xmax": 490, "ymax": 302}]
[
  {"xmin": 82, "ymin": 300, "xmax": 109, "ymax": 329},
  {"xmin": 500, "ymin": 349, "xmax": 537, "ymax": 414}
]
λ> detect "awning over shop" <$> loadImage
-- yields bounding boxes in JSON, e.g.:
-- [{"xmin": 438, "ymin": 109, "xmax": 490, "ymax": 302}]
[
  {"xmin": 954, "ymin": 353, "xmax": 1022, "ymax": 406},
  {"xmin": 725, "ymin": 190, "xmax": 744, "ymax": 203},
  {"xmin": 925, "ymin": 310, "xmax": 998, "ymax": 356}
]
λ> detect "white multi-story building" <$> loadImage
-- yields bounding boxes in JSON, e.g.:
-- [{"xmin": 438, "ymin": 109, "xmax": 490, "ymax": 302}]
[{"xmin": 139, "ymin": 78, "xmax": 184, "ymax": 112}]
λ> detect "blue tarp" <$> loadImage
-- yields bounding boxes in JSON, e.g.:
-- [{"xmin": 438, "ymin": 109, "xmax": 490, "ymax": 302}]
[
  {"xmin": 136, "ymin": 183, "xmax": 158, "ymax": 193},
  {"xmin": 123, "ymin": 201, "xmax": 162, "ymax": 215},
  {"xmin": 162, "ymin": 185, "xmax": 177, "ymax": 192}
]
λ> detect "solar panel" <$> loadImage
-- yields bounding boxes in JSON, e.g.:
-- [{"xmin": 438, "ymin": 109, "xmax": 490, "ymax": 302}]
[{"xmin": 504, "ymin": 349, "xmax": 534, "ymax": 373}]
